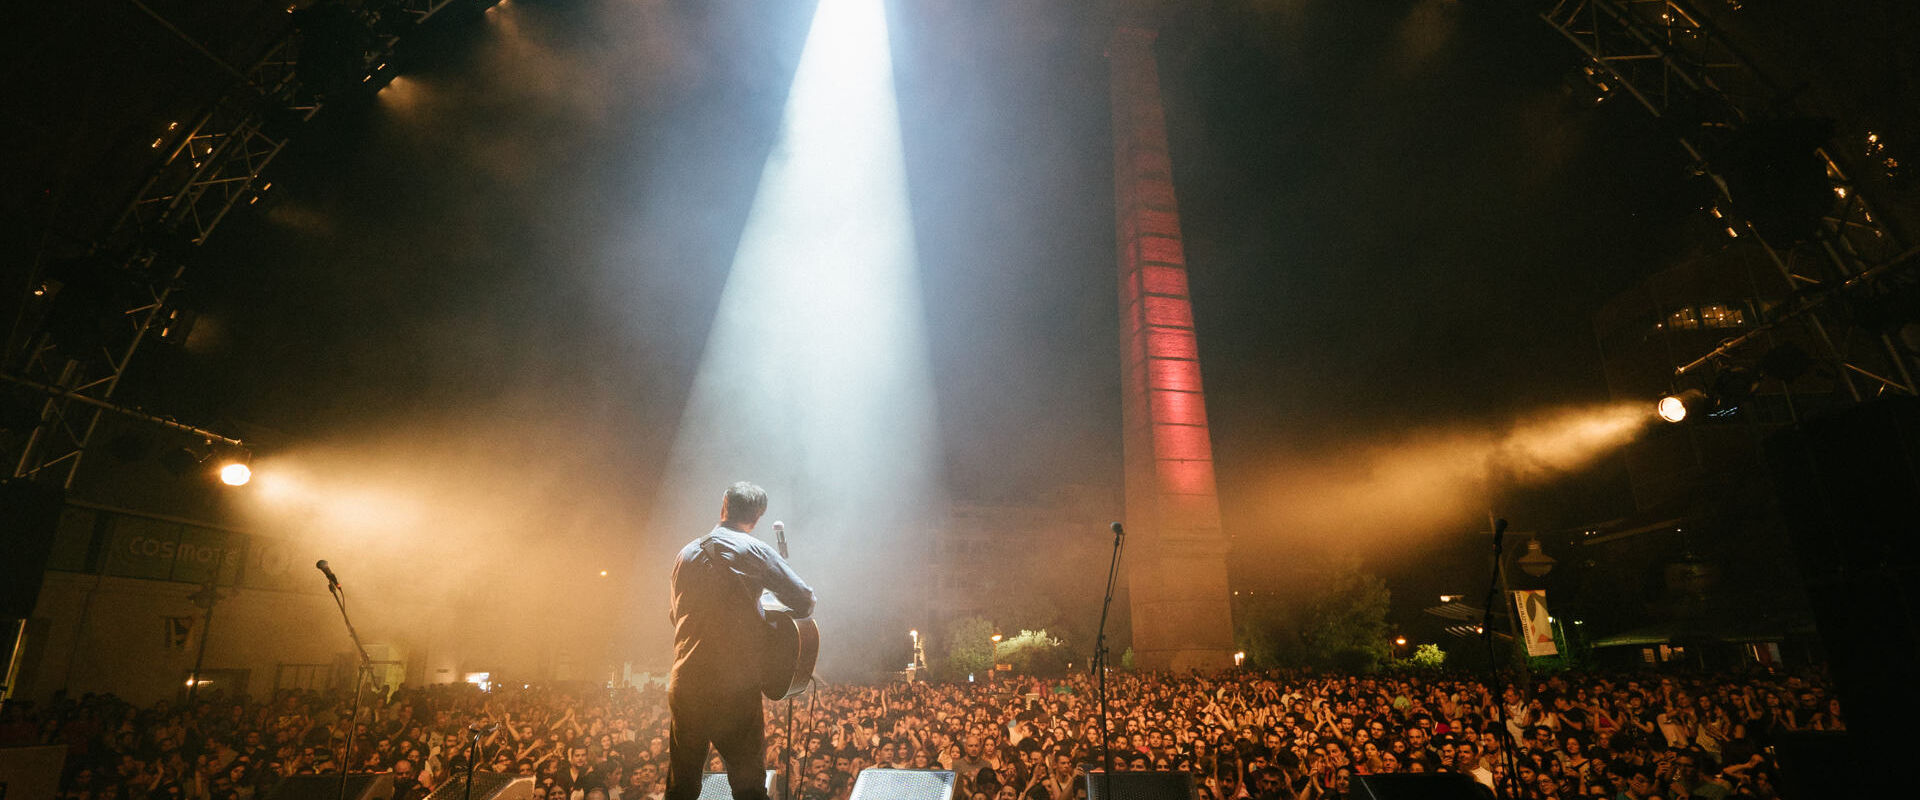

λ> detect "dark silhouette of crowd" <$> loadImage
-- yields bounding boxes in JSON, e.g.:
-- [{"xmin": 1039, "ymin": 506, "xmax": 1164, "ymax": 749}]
[{"xmin": 2, "ymin": 667, "xmax": 1838, "ymax": 800}]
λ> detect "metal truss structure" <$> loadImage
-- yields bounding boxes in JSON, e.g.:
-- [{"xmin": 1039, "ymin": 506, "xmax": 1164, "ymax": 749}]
[
  {"xmin": 4, "ymin": 0, "xmax": 470, "ymax": 488},
  {"xmin": 1541, "ymin": 0, "xmax": 1919, "ymax": 400}
]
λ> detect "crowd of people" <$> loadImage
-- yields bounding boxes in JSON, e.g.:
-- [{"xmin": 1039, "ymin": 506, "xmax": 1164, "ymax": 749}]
[{"xmin": 1, "ymin": 667, "xmax": 1839, "ymax": 800}]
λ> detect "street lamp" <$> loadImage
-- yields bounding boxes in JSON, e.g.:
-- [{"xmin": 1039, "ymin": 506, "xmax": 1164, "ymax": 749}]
[
  {"xmin": 908, "ymin": 629, "xmax": 926, "ymax": 681},
  {"xmin": 1518, "ymin": 540, "xmax": 1557, "ymax": 578}
]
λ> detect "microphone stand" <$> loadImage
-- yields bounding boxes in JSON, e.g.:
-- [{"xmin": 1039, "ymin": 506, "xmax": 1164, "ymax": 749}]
[
  {"xmin": 464, "ymin": 726, "xmax": 484, "ymax": 800},
  {"xmin": 327, "ymin": 578, "xmax": 379, "ymax": 800},
  {"xmin": 774, "ymin": 522, "xmax": 798, "ymax": 800},
  {"xmin": 1090, "ymin": 522, "xmax": 1125, "ymax": 800},
  {"xmin": 1478, "ymin": 517, "xmax": 1527, "ymax": 800}
]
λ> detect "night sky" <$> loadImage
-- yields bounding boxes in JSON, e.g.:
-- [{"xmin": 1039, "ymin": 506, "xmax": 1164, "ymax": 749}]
[{"xmin": 20, "ymin": 0, "xmax": 1852, "ymax": 646}]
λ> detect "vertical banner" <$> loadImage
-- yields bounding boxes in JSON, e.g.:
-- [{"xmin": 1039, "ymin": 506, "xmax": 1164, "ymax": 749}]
[{"xmin": 1514, "ymin": 590, "xmax": 1559, "ymax": 656}]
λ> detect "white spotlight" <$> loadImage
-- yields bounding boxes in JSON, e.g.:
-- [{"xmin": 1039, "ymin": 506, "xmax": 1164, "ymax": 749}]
[{"xmin": 219, "ymin": 462, "xmax": 253, "ymax": 486}]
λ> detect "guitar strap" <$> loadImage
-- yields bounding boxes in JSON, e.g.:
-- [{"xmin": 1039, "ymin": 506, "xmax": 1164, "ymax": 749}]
[{"xmin": 697, "ymin": 534, "xmax": 754, "ymax": 592}]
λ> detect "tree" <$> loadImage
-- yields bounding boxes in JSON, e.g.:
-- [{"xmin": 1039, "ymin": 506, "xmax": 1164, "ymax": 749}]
[
  {"xmin": 977, "ymin": 561, "xmax": 1100, "ymax": 656},
  {"xmin": 1410, "ymin": 643, "xmax": 1447, "ymax": 670},
  {"xmin": 1238, "ymin": 552, "xmax": 1393, "ymax": 671},
  {"xmin": 1295, "ymin": 554, "xmax": 1393, "ymax": 671},
  {"xmin": 998, "ymin": 629, "xmax": 1067, "ymax": 676},
  {"xmin": 941, "ymin": 615, "xmax": 997, "ymax": 680}
]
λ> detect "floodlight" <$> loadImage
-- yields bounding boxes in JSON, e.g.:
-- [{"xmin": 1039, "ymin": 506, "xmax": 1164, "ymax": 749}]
[
  {"xmin": 1657, "ymin": 389, "xmax": 1710, "ymax": 423},
  {"xmin": 219, "ymin": 462, "xmax": 253, "ymax": 486},
  {"xmin": 215, "ymin": 447, "xmax": 253, "ymax": 486}
]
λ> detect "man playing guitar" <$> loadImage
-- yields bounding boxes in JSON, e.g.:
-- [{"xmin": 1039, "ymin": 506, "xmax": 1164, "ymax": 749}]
[{"xmin": 667, "ymin": 482, "xmax": 816, "ymax": 800}]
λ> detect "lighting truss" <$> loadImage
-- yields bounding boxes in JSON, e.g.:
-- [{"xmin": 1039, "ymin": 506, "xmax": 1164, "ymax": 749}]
[
  {"xmin": 1540, "ymin": 0, "xmax": 1917, "ymax": 399},
  {"xmin": 5, "ymin": 0, "xmax": 473, "ymax": 488}
]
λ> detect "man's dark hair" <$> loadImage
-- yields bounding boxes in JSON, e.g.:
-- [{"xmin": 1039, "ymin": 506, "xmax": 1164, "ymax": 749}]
[{"xmin": 722, "ymin": 482, "xmax": 768, "ymax": 524}]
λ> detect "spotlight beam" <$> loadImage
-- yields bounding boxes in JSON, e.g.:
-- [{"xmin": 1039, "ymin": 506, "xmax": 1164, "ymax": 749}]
[{"xmin": 650, "ymin": 0, "xmax": 941, "ymax": 676}]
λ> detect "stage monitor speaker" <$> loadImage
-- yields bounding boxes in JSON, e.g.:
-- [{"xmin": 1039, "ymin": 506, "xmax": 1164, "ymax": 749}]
[
  {"xmin": 0, "ymin": 744, "xmax": 69, "ymax": 800},
  {"xmin": 848, "ymin": 769, "xmax": 955, "ymax": 800},
  {"xmin": 427, "ymin": 773, "xmax": 538, "ymax": 800},
  {"xmin": 1350, "ymin": 774, "xmax": 1490, "ymax": 800},
  {"xmin": 1084, "ymin": 771, "xmax": 1196, "ymax": 800},
  {"xmin": 266, "ymin": 773, "xmax": 396, "ymax": 800},
  {"xmin": 698, "ymin": 770, "xmax": 778, "ymax": 800}
]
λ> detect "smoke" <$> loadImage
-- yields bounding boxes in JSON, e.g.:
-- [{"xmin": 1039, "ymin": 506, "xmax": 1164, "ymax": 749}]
[
  {"xmin": 173, "ymin": 0, "xmax": 958, "ymax": 684},
  {"xmin": 218, "ymin": 399, "xmax": 656, "ymax": 682},
  {"xmin": 1257, "ymin": 400, "xmax": 1656, "ymax": 545}
]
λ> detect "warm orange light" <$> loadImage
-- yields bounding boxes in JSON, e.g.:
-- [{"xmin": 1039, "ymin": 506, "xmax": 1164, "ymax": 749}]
[
  {"xmin": 1658, "ymin": 391, "xmax": 1712, "ymax": 423},
  {"xmin": 1394, "ymin": 636, "xmax": 1408, "ymax": 646},
  {"xmin": 219, "ymin": 463, "xmax": 253, "ymax": 486},
  {"xmin": 599, "ymin": 570, "xmax": 608, "ymax": 577}
]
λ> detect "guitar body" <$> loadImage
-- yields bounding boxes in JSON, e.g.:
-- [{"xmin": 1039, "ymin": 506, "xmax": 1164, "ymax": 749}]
[{"xmin": 761, "ymin": 609, "xmax": 819, "ymax": 700}]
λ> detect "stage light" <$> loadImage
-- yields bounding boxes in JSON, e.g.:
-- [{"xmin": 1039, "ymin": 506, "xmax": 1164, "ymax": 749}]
[
  {"xmin": 161, "ymin": 441, "xmax": 214, "ymax": 477},
  {"xmin": 215, "ymin": 447, "xmax": 253, "ymax": 486},
  {"xmin": 1394, "ymin": 636, "xmax": 1408, "ymax": 647},
  {"xmin": 219, "ymin": 462, "xmax": 252, "ymax": 486},
  {"xmin": 1657, "ymin": 389, "xmax": 1710, "ymax": 423}
]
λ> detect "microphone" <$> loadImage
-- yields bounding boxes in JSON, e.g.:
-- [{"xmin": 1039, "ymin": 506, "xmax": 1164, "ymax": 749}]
[
  {"xmin": 1493, "ymin": 518, "xmax": 1509, "ymax": 541},
  {"xmin": 316, "ymin": 560, "xmax": 340, "ymax": 588},
  {"xmin": 772, "ymin": 521, "xmax": 788, "ymax": 558},
  {"xmin": 1110, "ymin": 522, "xmax": 1124, "ymax": 537}
]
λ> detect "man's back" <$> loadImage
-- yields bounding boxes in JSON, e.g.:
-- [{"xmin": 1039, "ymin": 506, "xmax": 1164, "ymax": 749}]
[{"xmin": 669, "ymin": 526, "xmax": 815, "ymax": 693}]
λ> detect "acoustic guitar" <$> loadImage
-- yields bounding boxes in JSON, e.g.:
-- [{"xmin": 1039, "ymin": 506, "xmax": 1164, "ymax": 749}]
[{"xmin": 761, "ymin": 521, "xmax": 819, "ymax": 700}]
